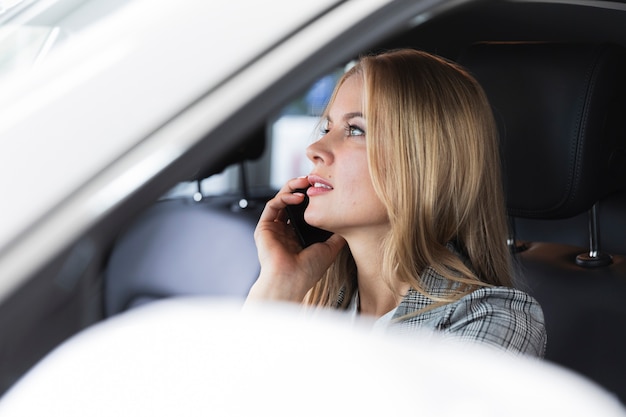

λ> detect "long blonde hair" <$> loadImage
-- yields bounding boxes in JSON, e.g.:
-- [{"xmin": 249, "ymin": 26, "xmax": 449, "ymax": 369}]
[{"xmin": 305, "ymin": 49, "xmax": 512, "ymax": 308}]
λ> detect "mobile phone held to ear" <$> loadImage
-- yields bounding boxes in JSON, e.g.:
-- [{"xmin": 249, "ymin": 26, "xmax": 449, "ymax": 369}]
[{"xmin": 284, "ymin": 189, "xmax": 333, "ymax": 248}]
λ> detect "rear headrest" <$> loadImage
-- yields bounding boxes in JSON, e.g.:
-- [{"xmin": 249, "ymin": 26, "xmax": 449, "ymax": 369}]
[{"xmin": 459, "ymin": 42, "xmax": 626, "ymax": 219}]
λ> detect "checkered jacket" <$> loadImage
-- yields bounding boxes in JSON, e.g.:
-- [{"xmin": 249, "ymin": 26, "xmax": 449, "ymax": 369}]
[{"xmin": 388, "ymin": 266, "xmax": 547, "ymax": 357}]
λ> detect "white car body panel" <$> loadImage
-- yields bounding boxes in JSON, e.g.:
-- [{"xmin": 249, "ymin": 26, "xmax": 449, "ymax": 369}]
[{"xmin": 2, "ymin": 299, "xmax": 626, "ymax": 416}]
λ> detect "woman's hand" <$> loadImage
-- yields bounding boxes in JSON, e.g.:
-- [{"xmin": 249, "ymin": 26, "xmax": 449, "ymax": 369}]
[{"xmin": 246, "ymin": 176, "xmax": 346, "ymax": 304}]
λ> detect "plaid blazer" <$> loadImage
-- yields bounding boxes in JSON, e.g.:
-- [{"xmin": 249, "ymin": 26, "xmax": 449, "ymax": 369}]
[{"xmin": 386, "ymin": 266, "xmax": 547, "ymax": 357}]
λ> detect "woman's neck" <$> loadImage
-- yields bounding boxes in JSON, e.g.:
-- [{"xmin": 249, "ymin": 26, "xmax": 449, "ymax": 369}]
[{"xmin": 346, "ymin": 233, "xmax": 409, "ymax": 318}]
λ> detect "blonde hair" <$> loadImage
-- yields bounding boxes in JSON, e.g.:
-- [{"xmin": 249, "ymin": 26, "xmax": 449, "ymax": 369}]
[{"xmin": 305, "ymin": 49, "xmax": 512, "ymax": 308}]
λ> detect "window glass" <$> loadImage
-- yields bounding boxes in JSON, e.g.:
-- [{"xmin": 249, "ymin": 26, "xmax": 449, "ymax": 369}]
[
  {"xmin": 268, "ymin": 71, "xmax": 342, "ymax": 190},
  {"xmin": 165, "ymin": 67, "xmax": 345, "ymax": 200}
]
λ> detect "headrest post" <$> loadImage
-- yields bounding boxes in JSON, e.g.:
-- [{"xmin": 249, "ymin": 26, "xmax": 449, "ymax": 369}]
[
  {"xmin": 233, "ymin": 161, "xmax": 252, "ymax": 211},
  {"xmin": 575, "ymin": 202, "xmax": 613, "ymax": 268},
  {"xmin": 193, "ymin": 179, "xmax": 203, "ymax": 202},
  {"xmin": 507, "ymin": 216, "xmax": 527, "ymax": 253}
]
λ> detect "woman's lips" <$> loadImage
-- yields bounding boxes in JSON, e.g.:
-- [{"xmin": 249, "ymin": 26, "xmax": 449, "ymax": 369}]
[{"xmin": 307, "ymin": 175, "xmax": 333, "ymax": 196}]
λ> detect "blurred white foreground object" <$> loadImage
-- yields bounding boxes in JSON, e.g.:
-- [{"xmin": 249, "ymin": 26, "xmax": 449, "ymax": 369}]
[{"xmin": 0, "ymin": 298, "xmax": 624, "ymax": 416}]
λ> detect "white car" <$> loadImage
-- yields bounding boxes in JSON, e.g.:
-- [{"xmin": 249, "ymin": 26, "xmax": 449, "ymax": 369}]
[{"xmin": 1, "ymin": 0, "xmax": 626, "ymax": 414}]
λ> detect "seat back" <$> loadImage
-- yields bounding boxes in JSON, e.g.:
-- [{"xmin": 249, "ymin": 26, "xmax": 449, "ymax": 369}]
[
  {"xmin": 459, "ymin": 42, "xmax": 626, "ymax": 403},
  {"xmin": 104, "ymin": 197, "xmax": 262, "ymax": 316}
]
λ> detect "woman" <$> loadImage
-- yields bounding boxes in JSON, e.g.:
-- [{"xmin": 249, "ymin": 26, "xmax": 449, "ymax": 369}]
[{"xmin": 246, "ymin": 49, "xmax": 546, "ymax": 357}]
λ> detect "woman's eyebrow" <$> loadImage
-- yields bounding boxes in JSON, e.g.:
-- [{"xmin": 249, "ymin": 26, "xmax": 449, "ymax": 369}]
[
  {"xmin": 344, "ymin": 112, "xmax": 364, "ymax": 120},
  {"xmin": 326, "ymin": 112, "xmax": 364, "ymax": 124}
]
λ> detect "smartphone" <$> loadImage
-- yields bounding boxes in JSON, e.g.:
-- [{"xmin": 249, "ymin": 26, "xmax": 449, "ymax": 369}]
[{"xmin": 284, "ymin": 188, "xmax": 333, "ymax": 247}]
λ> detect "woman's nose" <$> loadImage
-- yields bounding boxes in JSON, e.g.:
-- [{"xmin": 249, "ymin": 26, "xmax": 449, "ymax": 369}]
[{"xmin": 306, "ymin": 135, "xmax": 333, "ymax": 165}]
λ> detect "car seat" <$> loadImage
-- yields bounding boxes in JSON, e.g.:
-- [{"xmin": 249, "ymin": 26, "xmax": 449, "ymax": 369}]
[
  {"xmin": 104, "ymin": 182, "xmax": 265, "ymax": 316},
  {"xmin": 459, "ymin": 42, "xmax": 626, "ymax": 403}
]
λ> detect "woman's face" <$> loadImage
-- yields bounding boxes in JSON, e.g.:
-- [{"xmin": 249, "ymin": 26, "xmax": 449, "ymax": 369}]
[{"xmin": 304, "ymin": 74, "xmax": 389, "ymax": 239}]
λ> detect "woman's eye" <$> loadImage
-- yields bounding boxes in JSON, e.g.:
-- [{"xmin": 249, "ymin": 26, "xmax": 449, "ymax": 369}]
[{"xmin": 347, "ymin": 125, "xmax": 365, "ymax": 136}]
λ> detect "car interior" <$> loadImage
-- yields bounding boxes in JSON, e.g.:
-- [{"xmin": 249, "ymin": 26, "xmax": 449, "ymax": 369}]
[{"xmin": 2, "ymin": 0, "xmax": 626, "ymax": 407}]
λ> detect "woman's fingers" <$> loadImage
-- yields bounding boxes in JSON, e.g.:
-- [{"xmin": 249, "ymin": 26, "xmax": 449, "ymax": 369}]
[
  {"xmin": 258, "ymin": 176, "xmax": 310, "ymax": 223},
  {"xmin": 246, "ymin": 175, "xmax": 350, "ymax": 303},
  {"xmin": 248, "ymin": 176, "xmax": 346, "ymax": 303},
  {"xmin": 280, "ymin": 176, "xmax": 310, "ymax": 193}
]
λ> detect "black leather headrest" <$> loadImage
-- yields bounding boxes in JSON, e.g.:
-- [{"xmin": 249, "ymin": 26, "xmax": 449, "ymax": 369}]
[{"xmin": 459, "ymin": 42, "xmax": 626, "ymax": 219}]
